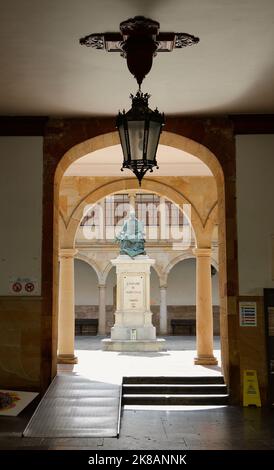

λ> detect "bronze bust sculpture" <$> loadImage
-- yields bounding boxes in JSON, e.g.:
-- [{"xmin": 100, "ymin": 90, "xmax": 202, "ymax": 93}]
[{"xmin": 116, "ymin": 211, "xmax": 146, "ymax": 258}]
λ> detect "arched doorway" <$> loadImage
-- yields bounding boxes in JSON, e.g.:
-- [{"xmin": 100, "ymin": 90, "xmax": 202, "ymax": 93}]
[
  {"xmin": 74, "ymin": 259, "xmax": 116, "ymax": 337},
  {"xmin": 61, "ymin": 187, "xmax": 199, "ymax": 347},
  {"xmin": 53, "ymin": 130, "xmax": 231, "ymax": 389},
  {"xmin": 74, "ymin": 258, "xmax": 99, "ymax": 336},
  {"xmin": 166, "ymin": 257, "xmax": 220, "ymax": 349}
]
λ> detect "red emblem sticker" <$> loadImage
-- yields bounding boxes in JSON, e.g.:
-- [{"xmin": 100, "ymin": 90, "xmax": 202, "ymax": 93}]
[
  {"xmin": 25, "ymin": 282, "xmax": 35, "ymax": 293},
  {"xmin": 12, "ymin": 282, "xmax": 22, "ymax": 293}
]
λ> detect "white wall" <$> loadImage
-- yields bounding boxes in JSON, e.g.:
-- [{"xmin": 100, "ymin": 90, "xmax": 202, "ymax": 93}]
[
  {"xmin": 74, "ymin": 260, "xmax": 116, "ymax": 305},
  {"xmin": 75, "ymin": 257, "xmax": 219, "ymax": 306},
  {"xmin": 236, "ymin": 135, "xmax": 274, "ymax": 295},
  {"xmin": 167, "ymin": 258, "xmax": 219, "ymax": 305},
  {"xmin": 0, "ymin": 137, "xmax": 43, "ymax": 295},
  {"xmin": 74, "ymin": 260, "xmax": 98, "ymax": 305}
]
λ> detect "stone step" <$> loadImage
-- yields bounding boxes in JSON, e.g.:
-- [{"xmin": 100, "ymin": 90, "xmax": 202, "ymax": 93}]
[
  {"xmin": 123, "ymin": 376, "xmax": 225, "ymax": 385},
  {"xmin": 123, "ymin": 384, "xmax": 228, "ymax": 395},
  {"xmin": 123, "ymin": 393, "xmax": 229, "ymax": 406}
]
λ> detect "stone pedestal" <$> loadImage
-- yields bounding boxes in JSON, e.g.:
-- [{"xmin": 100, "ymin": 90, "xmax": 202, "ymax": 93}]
[{"xmin": 102, "ymin": 255, "xmax": 166, "ymax": 351}]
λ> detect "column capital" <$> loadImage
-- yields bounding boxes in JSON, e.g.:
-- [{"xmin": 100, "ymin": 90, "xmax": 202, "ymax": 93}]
[
  {"xmin": 160, "ymin": 284, "xmax": 167, "ymax": 290},
  {"xmin": 98, "ymin": 283, "xmax": 106, "ymax": 289},
  {"xmin": 193, "ymin": 247, "xmax": 212, "ymax": 257},
  {"xmin": 59, "ymin": 248, "xmax": 78, "ymax": 258}
]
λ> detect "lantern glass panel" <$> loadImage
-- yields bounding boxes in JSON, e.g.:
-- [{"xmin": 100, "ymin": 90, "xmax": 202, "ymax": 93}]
[
  {"xmin": 146, "ymin": 120, "xmax": 161, "ymax": 162},
  {"xmin": 118, "ymin": 124, "xmax": 128, "ymax": 161},
  {"xmin": 127, "ymin": 121, "xmax": 145, "ymax": 161}
]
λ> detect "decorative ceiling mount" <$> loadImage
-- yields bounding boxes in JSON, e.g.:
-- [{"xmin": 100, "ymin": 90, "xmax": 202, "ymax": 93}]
[
  {"xmin": 80, "ymin": 15, "xmax": 199, "ymax": 87},
  {"xmin": 80, "ymin": 16, "xmax": 199, "ymax": 185}
]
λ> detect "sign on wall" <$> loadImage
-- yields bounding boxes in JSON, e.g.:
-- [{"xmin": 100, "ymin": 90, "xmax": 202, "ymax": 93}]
[
  {"xmin": 9, "ymin": 277, "xmax": 38, "ymax": 296},
  {"xmin": 123, "ymin": 275, "xmax": 144, "ymax": 310},
  {"xmin": 243, "ymin": 369, "xmax": 261, "ymax": 407},
  {"xmin": 239, "ymin": 302, "xmax": 257, "ymax": 327},
  {"xmin": 271, "ymin": 234, "xmax": 274, "ymax": 281}
]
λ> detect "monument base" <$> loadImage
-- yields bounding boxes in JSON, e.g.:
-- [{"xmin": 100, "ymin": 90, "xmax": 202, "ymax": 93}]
[
  {"xmin": 107, "ymin": 254, "xmax": 164, "ymax": 352},
  {"xmin": 111, "ymin": 324, "xmax": 156, "ymax": 341},
  {"xmin": 102, "ymin": 338, "xmax": 166, "ymax": 352}
]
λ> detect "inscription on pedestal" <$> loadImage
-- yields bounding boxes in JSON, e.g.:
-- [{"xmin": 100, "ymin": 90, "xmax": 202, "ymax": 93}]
[{"xmin": 123, "ymin": 275, "xmax": 144, "ymax": 310}]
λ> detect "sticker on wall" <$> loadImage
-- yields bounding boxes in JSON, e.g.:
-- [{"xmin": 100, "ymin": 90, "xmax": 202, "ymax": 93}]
[
  {"xmin": 25, "ymin": 281, "xmax": 35, "ymax": 293},
  {"xmin": 9, "ymin": 278, "xmax": 38, "ymax": 295},
  {"xmin": 271, "ymin": 234, "xmax": 274, "ymax": 281},
  {"xmin": 11, "ymin": 281, "xmax": 23, "ymax": 293},
  {"xmin": 239, "ymin": 302, "xmax": 257, "ymax": 327}
]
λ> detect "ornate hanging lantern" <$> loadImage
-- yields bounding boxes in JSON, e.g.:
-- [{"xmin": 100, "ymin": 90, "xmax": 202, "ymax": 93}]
[
  {"xmin": 80, "ymin": 16, "xmax": 199, "ymax": 185},
  {"xmin": 116, "ymin": 91, "xmax": 165, "ymax": 185}
]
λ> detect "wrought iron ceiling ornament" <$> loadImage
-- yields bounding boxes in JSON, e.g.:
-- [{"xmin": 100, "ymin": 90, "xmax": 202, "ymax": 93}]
[
  {"xmin": 80, "ymin": 16, "xmax": 199, "ymax": 185},
  {"xmin": 80, "ymin": 16, "xmax": 200, "ymax": 87}
]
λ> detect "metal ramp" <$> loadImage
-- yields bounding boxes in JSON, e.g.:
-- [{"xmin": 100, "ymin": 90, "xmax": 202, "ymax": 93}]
[{"xmin": 23, "ymin": 374, "xmax": 122, "ymax": 438}]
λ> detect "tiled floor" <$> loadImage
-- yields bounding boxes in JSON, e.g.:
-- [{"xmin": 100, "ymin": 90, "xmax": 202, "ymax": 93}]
[
  {"xmin": 0, "ymin": 336, "xmax": 273, "ymax": 450},
  {"xmin": 60, "ymin": 336, "xmax": 222, "ymax": 381}
]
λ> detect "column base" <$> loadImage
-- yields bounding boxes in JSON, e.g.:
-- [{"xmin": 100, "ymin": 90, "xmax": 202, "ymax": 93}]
[
  {"xmin": 194, "ymin": 355, "xmax": 218, "ymax": 365},
  {"xmin": 98, "ymin": 330, "xmax": 106, "ymax": 336},
  {"xmin": 159, "ymin": 329, "xmax": 168, "ymax": 335},
  {"xmin": 57, "ymin": 354, "xmax": 78, "ymax": 364}
]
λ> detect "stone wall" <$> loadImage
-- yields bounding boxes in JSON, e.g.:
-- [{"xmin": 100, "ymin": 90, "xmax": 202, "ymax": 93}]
[
  {"xmin": 0, "ymin": 297, "xmax": 41, "ymax": 391},
  {"xmin": 75, "ymin": 305, "xmax": 220, "ymax": 336},
  {"xmin": 60, "ymin": 175, "xmax": 217, "ymax": 229},
  {"xmin": 75, "ymin": 305, "xmax": 114, "ymax": 335},
  {"xmin": 237, "ymin": 296, "xmax": 268, "ymax": 405},
  {"xmin": 152, "ymin": 306, "xmax": 220, "ymax": 336},
  {"xmin": 1, "ymin": 117, "xmax": 272, "ymax": 405},
  {"xmin": 18, "ymin": 117, "xmax": 238, "ymax": 397}
]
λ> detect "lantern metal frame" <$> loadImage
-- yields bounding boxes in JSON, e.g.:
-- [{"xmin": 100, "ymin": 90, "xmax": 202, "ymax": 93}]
[
  {"xmin": 116, "ymin": 91, "xmax": 165, "ymax": 185},
  {"xmin": 80, "ymin": 16, "xmax": 199, "ymax": 184}
]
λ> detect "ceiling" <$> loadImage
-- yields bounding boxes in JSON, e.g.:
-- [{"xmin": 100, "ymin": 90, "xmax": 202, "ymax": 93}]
[
  {"xmin": 64, "ymin": 144, "xmax": 212, "ymax": 177},
  {"xmin": 1, "ymin": 0, "xmax": 274, "ymax": 116}
]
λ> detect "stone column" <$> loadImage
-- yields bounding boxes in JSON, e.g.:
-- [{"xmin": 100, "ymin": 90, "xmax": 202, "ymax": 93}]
[
  {"xmin": 159, "ymin": 285, "xmax": 168, "ymax": 334},
  {"xmin": 128, "ymin": 192, "xmax": 136, "ymax": 213},
  {"xmin": 159, "ymin": 196, "xmax": 167, "ymax": 239},
  {"xmin": 98, "ymin": 284, "xmax": 106, "ymax": 335},
  {"xmin": 193, "ymin": 248, "xmax": 218, "ymax": 365},
  {"xmin": 98, "ymin": 200, "xmax": 105, "ymax": 240},
  {"xmin": 57, "ymin": 248, "xmax": 78, "ymax": 364}
]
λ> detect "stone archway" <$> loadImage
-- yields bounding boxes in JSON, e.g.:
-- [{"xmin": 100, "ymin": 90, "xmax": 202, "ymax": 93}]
[
  {"xmin": 73, "ymin": 256, "xmax": 107, "ymax": 338},
  {"xmin": 165, "ymin": 254, "xmax": 220, "ymax": 337},
  {"xmin": 53, "ymin": 130, "xmax": 230, "ymax": 388},
  {"xmin": 75, "ymin": 253, "xmax": 101, "ymax": 283},
  {"xmin": 60, "ymin": 179, "xmax": 206, "ymax": 248}
]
